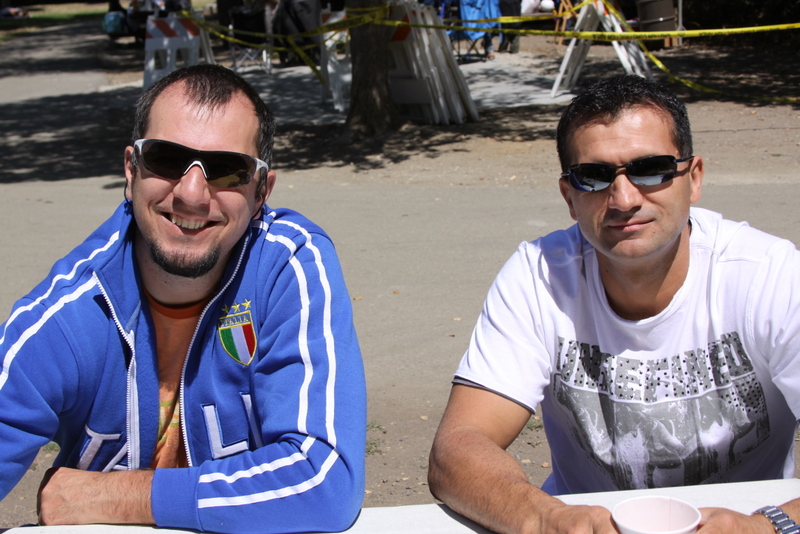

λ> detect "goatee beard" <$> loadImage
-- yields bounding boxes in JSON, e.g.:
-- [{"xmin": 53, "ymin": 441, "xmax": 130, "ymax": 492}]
[{"xmin": 149, "ymin": 242, "xmax": 220, "ymax": 279}]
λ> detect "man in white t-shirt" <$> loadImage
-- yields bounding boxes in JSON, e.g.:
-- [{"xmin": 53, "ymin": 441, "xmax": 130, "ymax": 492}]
[{"xmin": 428, "ymin": 75, "xmax": 800, "ymax": 534}]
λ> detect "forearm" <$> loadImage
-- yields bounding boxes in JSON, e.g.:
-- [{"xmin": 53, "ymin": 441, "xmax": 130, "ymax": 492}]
[
  {"xmin": 38, "ymin": 467, "xmax": 154, "ymax": 526},
  {"xmin": 429, "ymin": 427, "xmax": 536, "ymax": 534},
  {"xmin": 429, "ymin": 384, "xmax": 616, "ymax": 534},
  {"xmin": 429, "ymin": 427, "xmax": 611, "ymax": 534}
]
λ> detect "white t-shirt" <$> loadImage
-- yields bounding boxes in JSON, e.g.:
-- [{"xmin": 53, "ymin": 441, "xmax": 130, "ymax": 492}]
[{"xmin": 456, "ymin": 207, "xmax": 800, "ymax": 495}]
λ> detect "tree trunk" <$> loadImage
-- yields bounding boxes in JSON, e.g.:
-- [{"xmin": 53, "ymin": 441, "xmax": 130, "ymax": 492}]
[{"xmin": 345, "ymin": 0, "xmax": 404, "ymax": 137}]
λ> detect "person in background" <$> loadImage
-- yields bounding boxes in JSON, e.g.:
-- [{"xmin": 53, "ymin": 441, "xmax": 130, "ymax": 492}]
[
  {"xmin": 274, "ymin": 0, "xmax": 322, "ymax": 66},
  {"xmin": 498, "ymin": 0, "xmax": 521, "ymax": 53}
]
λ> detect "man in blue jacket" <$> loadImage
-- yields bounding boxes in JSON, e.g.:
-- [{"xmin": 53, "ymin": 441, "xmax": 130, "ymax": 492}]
[{"xmin": 0, "ymin": 64, "xmax": 366, "ymax": 533}]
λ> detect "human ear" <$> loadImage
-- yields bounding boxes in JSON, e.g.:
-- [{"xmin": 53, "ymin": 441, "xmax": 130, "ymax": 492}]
[
  {"xmin": 688, "ymin": 155, "xmax": 704, "ymax": 204},
  {"xmin": 124, "ymin": 146, "xmax": 136, "ymax": 202},
  {"xmin": 253, "ymin": 170, "xmax": 277, "ymax": 218}
]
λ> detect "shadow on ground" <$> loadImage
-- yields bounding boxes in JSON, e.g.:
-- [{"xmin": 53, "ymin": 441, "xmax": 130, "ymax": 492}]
[
  {"xmin": 654, "ymin": 45, "xmax": 800, "ymax": 106},
  {"xmin": 273, "ymin": 39, "xmax": 800, "ymax": 173},
  {"xmin": 1, "ymin": 20, "xmax": 798, "ymax": 184},
  {"xmin": 0, "ymin": 87, "xmax": 566, "ymax": 183},
  {"xmin": 275, "ymin": 104, "xmax": 566, "ymax": 172},
  {"xmin": 0, "ymin": 89, "xmax": 138, "ymax": 183}
]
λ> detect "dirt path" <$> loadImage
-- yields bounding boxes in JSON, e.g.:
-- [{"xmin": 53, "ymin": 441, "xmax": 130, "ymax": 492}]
[{"xmin": 0, "ymin": 19, "xmax": 798, "ymax": 526}]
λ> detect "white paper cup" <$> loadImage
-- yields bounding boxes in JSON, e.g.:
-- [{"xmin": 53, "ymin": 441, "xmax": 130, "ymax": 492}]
[{"xmin": 612, "ymin": 496, "xmax": 701, "ymax": 534}]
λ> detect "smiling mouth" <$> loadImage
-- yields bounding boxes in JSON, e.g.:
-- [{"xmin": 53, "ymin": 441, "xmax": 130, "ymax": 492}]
[{"xmin": 170, "ymin": 214, "xmax": 212, "ymax": 230}]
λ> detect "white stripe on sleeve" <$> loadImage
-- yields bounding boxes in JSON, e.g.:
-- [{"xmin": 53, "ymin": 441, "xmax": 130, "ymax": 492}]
[
  {"xmin": 273, "ymin": 220, "xmax": 338, "ymax": 448},
  {"xmin": 266, "ymin": 233, "xmax": 311, "ymax": 434},
  {"xmin": 197, "ymin": 449, "xmax": 339, "ymax": 508},
  {"xmin": 198, "ymin": 437, "xmax": 316, "ymax": 484}
]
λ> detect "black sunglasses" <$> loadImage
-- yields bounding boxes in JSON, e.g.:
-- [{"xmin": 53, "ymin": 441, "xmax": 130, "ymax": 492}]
[
  {"xmin": 562, "ymin": 155, "xmax": 694, "ymax": 192},
  {"xmin": 133, "ymin": 139, "xmax": 268, "ymax": 189}
]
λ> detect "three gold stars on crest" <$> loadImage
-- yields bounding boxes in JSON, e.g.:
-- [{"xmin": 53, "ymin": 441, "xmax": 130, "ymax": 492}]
[{"xmin": 222, "ymin": 299, "xmax": 252, "ymax": 314}]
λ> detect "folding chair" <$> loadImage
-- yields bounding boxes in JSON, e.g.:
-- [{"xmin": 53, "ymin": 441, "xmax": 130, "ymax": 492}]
[
  {"xmin": 446, "ymin": 0, "xmax": 499, "ymax": 63},
  {"xmin": 228, "ymin": 5, "xmax": 271, "ymax": 73},
  {"xmin": 449, "ymin": 31, "xmax": 484, "ymax": 62},
  {"xmin": 553, "ymin": 0, "xmax": 575, "ymax": 45}
]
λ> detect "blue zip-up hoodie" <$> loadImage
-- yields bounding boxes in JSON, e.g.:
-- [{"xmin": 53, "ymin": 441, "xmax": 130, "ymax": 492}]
[{"xmin": 0, "ymin": 201, "xmax": 366, "ymax": 533}]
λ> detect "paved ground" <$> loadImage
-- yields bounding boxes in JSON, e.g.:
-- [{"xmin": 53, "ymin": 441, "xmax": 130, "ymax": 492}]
[{"xmin": 0, "ymin": 16, "xmax": 798, "ymax": 529}]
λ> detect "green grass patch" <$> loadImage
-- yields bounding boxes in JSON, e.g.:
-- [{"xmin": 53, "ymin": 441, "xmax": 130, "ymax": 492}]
[
  {"xmin": 1, "ymin": 2, "xmax": 106, "ymax": 43},
  {"xmin": 42, "ymin": 441, "xmax": 61, "ymax": 453},
  {"xmin": 2, "ymin": 9, "xmax": 106, "ymax": 28},
  {"xmin": 0, "ymin": 0, "xmax": 215, "ymax": 44},
  {"xmin": 524, "ymin": 415, "xmax": 543, "ymax": 432},
  {"xmin": 366, "ymin": 421, "xmax": 386, "ymax": 456},
  {"xmin": 0, "ymin": 8, "xmax": 105, "ymax": 44},
  {"xmin": 365, "ymin": 437, "xmax": 382, "ymax": 455},
  {"xmin": 367, "ymin": 420, "xmax": 386, "ymax": 434}
]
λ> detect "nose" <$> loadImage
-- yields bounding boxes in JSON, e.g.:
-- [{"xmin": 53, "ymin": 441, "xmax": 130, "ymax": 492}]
[
  {"xmin": 172, "ymin": 162, "xmax": 212, "ymax": 206},
  {"xmin": 606, "ymin": 172, "xmax": 643, "ymax": 212}
]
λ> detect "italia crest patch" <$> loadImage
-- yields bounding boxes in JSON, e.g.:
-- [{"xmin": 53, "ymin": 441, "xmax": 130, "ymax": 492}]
[{"xmin": 218, "ymin": 300, "xmax": 256, "ymax": 366}]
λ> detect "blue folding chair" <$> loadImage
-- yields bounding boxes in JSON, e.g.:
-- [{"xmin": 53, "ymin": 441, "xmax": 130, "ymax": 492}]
[{"xmin": 447, "ymin": 0, "xmax": 500, "ymax": 62}]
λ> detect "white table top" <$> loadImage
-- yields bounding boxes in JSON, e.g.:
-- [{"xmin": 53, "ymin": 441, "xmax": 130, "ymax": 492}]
[
  {"xmin": 349, "ymin": 479, "xmax": 800, "ymax": 534},
  {"xmin": 5, "ymin": 478, "xmax": 799, "ymax": 534}
]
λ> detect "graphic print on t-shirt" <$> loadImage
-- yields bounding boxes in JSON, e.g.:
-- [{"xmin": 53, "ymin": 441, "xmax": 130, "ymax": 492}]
[{"xmin": 554, "ymin": 331, "xmax": 768, "ymax": 488}]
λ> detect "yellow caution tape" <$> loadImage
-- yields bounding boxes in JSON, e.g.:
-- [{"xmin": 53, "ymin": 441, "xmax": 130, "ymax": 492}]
[
  {"xmin": 597, "ymin": 0, "xmax": 799, "ymax": 104},
  {"xmin": 550, "ymin": 22, "xmax": 800, "ymax": 41},
  {"xmin": 191, "ymin": 4, "xmax": 800, "ymax": 44},
  {"xmin": 647, "ymin": 46, "xmax": 799, "ymax": 104},
  {"xmin": 185, "ymin": 5, "xmax": 389, "ymax": 82},
  {"xmin": 376, "ymin": 4, "xmax": 800, "ymax": 41},
  {"xmin": 556, "ymin": 0, "xmax": 594, "ymax": 17},
  {"xmin": 184, "ymin": 4, "xmax": 799, "ymax": 102}
]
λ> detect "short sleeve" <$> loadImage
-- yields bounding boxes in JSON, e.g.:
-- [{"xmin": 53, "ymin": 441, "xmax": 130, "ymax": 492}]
[{"xmin": 455, "ymin": 243, "xmax": 553, "ymax": 412}]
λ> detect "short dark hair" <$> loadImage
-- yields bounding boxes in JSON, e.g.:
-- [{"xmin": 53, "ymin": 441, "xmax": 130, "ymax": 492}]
[
  {"xmin": 131, "ymin": 65, "xmax": 276, "ymax": 169},
  {"xmin": 556, "ymin": 75, "xmax": 693, "ymax": 171}
]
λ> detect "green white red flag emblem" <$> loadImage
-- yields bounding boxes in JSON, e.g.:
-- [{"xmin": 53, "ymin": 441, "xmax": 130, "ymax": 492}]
[{"xmin": 218, "ymin": 308, "xmax": 256, "ymax": 366}]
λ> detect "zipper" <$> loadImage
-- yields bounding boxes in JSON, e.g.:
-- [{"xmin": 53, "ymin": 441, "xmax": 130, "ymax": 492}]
[
  {"xmin": 178, "ymin": 233, "xmax": 252, "ymax": 467},
  {"xmin": 93, "ymin": 273, "xmax": 139, "ymax": 470}
]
